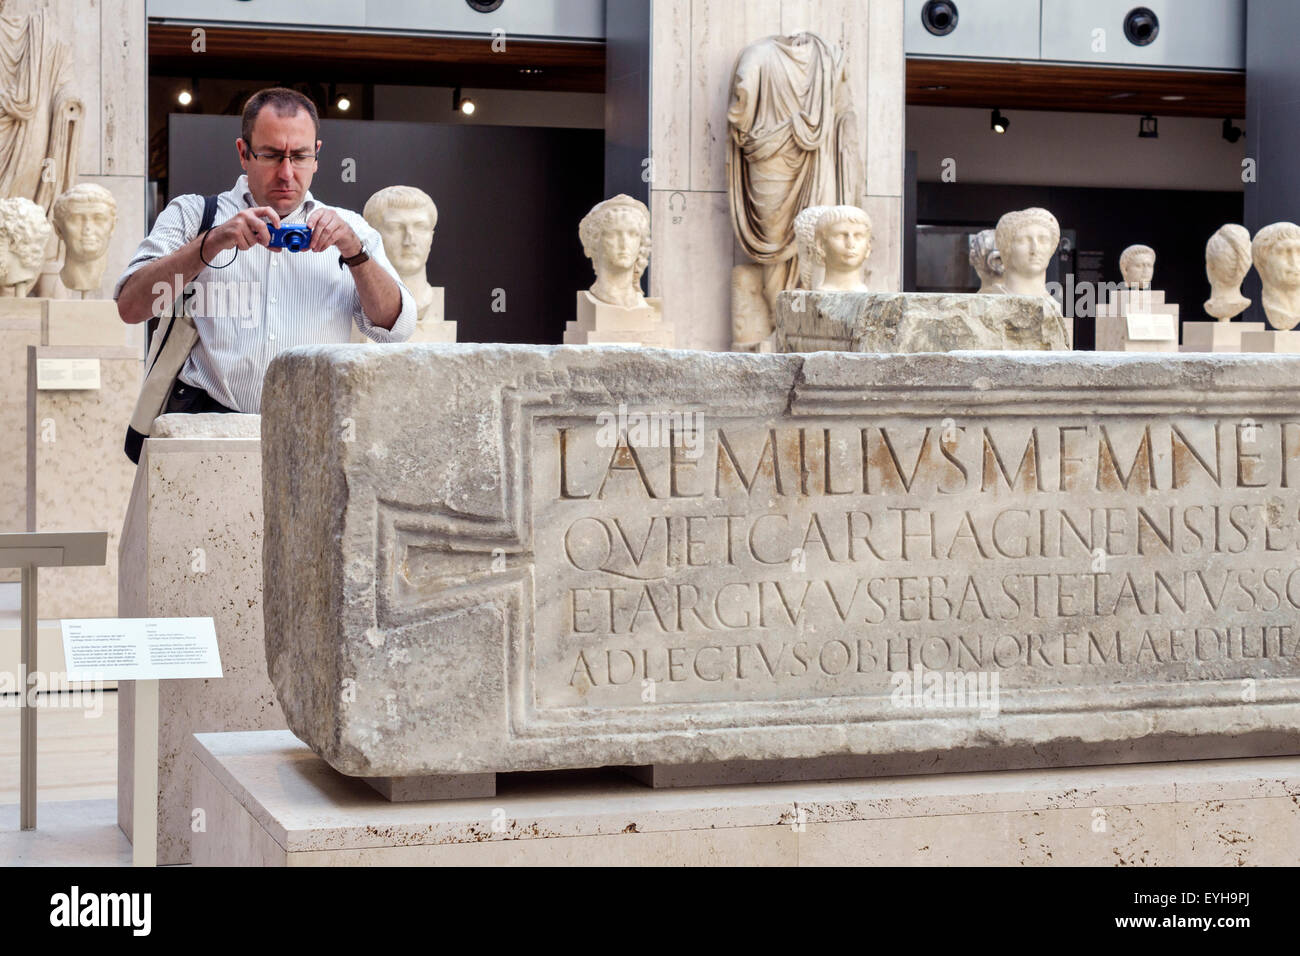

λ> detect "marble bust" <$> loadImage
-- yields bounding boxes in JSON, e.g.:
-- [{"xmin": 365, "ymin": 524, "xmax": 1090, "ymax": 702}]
[
  {"xmin": 993, "ymin": 207, "xmax": 1059, "ymax": 299},
  {"xmin": 579, "ymin": 194, "xmax": 651, "ymax": 309},
  {"xmin": 969, "ymin": 228, "xmax": 1003, "ymax": 294},
  {"xmin": 1203, "ymin": 223, "xmax": 1252, "ymax": 321},
  {"xmin": 0, "ymin": 196, "xmax": 54, "ymax": 296},
  {"xmin": 362, "ymin": 185, "xmax": 438, "ymax": 321},
  {"xmin": 1119, "ymin": 244, "xmax": 1155, "ymax": 290},
  {"xmin": 1253, "ymin": 222, "xmax": 1300, "ymax": 331},
  {"xmin": 51, "ymin": 183, "xmax": 116, "ymax": 296},
  {"xmin": 813, "ymin": 205, "xmax": 871, "ymax": 292},
  {"xmin": 793, "ymin": 204, "xmax": 830, "ymax": 288}
]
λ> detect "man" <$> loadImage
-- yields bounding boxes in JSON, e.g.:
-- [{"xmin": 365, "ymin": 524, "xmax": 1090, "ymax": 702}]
[{"xmin": 115, "ymin": 87, "xmax": 414, "ymax": 414}]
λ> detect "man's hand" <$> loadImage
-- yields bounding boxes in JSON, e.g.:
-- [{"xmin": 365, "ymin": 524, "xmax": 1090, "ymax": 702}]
[
  {"xmin": 208, "ymin": 205, "xmax": 282, "ymax": 253},
  {"xmin": 306, "ymin": 208, "xmax": 362, "ymax": 257}
]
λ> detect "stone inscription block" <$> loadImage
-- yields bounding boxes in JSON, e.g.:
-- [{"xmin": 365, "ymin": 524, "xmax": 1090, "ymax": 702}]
[{"xmin": 262, "ymin": 346, "xmax": 1300, "ymax": 778}]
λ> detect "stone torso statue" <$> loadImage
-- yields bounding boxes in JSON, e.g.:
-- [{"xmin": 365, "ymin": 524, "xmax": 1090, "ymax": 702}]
[
  {"xmin": 579, "ymin": 194, "xmax": 650, "ymax": 310},
  {"xmin": 0, "ymin": 194, "xmax": 53, "ymax": 296},
  {"xmin": 993, "ymin": 207, "xmax": 1059, "ymax": 300},
  {"xmin": 1253, "ymin": 222, "xmax": 1300, "ymax": 331},
  {"xmin": 52, "ymin": 182, "xmax": 116, "ymax": 296},
  {"xmin": 363, "ymin": 185, "xmax": 438, "ymax": 321},
  {"xmin": 813, "ymin": 205, "xmax": 871, "ymax": 292},
  {"xmin": 969, "ymin": 228, "xmax": 1003, "ymax": 294},
  {"xmin": 1119, "ymin": 244, "xmax": 1155, "ymax": 290},
  {"xmin": 1203, "ymin": 223, "xmax": 1252, "ymax": 321},
  {"xmin": 726, "ymin": 32, "xmax": 859, "ymax": 312}
]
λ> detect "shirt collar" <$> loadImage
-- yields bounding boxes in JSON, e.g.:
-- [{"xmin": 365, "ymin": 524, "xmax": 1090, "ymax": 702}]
[{"xmin": 232, "ymin": 173, "xmax": 318, "ymax": 223}]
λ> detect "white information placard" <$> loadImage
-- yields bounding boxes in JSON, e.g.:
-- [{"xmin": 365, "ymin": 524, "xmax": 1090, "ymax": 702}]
[
  {"xmin": 60, "ymin": 618, "xmax": 223, "ymax": 681},
  {"xmin": 1126, "ymin": 313, "xmax": 1178, "ymax": 342},
  {"xmin": 36, "ymin": 357, "xmax": 101, "ymax": 390}
]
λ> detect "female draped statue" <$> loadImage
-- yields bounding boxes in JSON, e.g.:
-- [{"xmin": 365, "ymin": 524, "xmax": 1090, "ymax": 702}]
[{"xmin": 726, "ymin": 32, "xmax": 859, "ymax": 317}]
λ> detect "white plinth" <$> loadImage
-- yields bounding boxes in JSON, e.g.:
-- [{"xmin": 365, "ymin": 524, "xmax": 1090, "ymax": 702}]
[
  {"xmin": 1094, "ymin": 314, "xmax": 1179, "ymax": 353},
  {"xmin": 191, "ymin": 730, "xmax": 1300, "ymax": 866},
  {"xmin": 1181, "ymin": 321, "xmax": 1266, "ymax": 353},
  {"xmin": 564, "ymin": 291, "xmax": 673, "ymax": 347},
  {"xmin": 1241, "ymin": 330, "xmax": 1300, "ymax": 354}
]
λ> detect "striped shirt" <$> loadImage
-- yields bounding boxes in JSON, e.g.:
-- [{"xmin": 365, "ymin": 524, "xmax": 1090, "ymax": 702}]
[{"xmin": 114, "ymin": 174, "xmax": 415, "ymax": 412}]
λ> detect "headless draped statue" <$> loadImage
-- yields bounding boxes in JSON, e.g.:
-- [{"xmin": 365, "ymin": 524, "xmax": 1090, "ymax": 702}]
[
  {"xmin": 0, "ymin": 7, "xmax": 83, "ymax": 296},
  {"xmin": 727, "ymin": 32, "xmax": 859, "ymax": 337}
]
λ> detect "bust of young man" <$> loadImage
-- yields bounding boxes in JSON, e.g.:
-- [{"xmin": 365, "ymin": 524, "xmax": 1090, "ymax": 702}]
[
  {"xmin": 52, "ymin": 183, "xmax": 118, "ymax": 296},
  {"xmin": 813, "ymin": 205, "xmax": 871, "ymax": 292},
  {"xmin": 579, "ymin": 194, "xmax": 651, "ymax": 309},
  {"xmin": 1119, "ymin": 244, "xmax": 1155, "ymax": 290},
  {"xmin": 1253, "ymin": 222, "xmax": 1300, "ymax": 331},
  {"xmin": 363, "ymin": 185, "xmax": 438, "ymax": 321},
  {"xmin": 1203, "ymin": 223, "xmax": 1252, "ymax": 321},
  {"xmin": 993, "ymin": 207, "xmax": 1059, "ymax": 299},
  {"xmin": 969, "ymin": 228, "xmax": 1003, "ymax": 294},
  {"xmin": 0, "ymin": 196, "xmax": 54, "ymax": 296}
]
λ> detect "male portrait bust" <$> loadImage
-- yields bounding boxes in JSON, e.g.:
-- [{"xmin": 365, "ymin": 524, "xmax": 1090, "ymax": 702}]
[
  {"xmin": 52, "ymin": 182, "xmax": 117, "ymax": 295},
  {"xmin": 1203, "ymin": 223, "xmax": 1252, "ymax": 321},
  {"xmin": 813, "ymin": 205, "xmax": 871, "ymax": 292},
  {"xmin": 1119, "ymin": 244, "xmax": 1155, "ymax": 290},
  {"xmin": 993, "ymin": 207, "xmax": 1059, "ymax": 298},
  {"xmin": 969, "ymin": 228, "xmax": 1003, "ymax": 294},
  {"xmin": 362, "ymin": 185, "xmax": 438, "ymax": 321},
  {"xmin": 0, "ymin": 195, "xmax": 54, "ymax": 296},
  {"xmin": 579, "ymin": 194, "xmax": 651, "ymax": 309},
  {"xmin": 1252, "ymin": 222, "xmax": 1300, "ymax": 331}
]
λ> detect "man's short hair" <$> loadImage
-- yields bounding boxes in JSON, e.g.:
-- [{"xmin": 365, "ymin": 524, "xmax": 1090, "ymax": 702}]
[
  {"xmin": 363, "ymin": 185, "xmax": 438, "ymax": 232},
  {"xmin": 241, "ymin": 87, "xmax": 320, "ymax": 147},
  {"xmin": 1119, "ymin": 243, "xmax": 1155, "ymax": 275},
  {"xmin": 994, "ymin": 207, "xmax": 1060, "ymax": 259},
  {"xmin": 51, "ymin": 183, "xmax": 117, "ymax": 232},
  {"xmin": 1252, "ymin": 222, "xmax": 1300, "ymax": 269}
]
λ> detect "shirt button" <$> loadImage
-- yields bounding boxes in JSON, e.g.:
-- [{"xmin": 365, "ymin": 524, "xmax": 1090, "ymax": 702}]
[
  {"xmin": 270, "ymin": 297, "xmax": 278, "ymax": 304},
  {"xmin": 269, "ymin": 333, "xmax": 277, "ymax": 341},
  {"xmin": 271, "ymin": 261, "xmax": 278, "ymax": 268}
]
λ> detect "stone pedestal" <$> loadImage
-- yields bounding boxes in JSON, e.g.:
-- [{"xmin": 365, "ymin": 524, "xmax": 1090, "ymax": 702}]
[
  {"xmin": 27, "ymin": 344, "xmax": 140, "ymax": 619},
  {"xmin": 1181, "ymin": 321, "xmax": 1265, "ymax": 353},
  {"xmin": 774, "ymin": 290, "xmax": 1069, "ymax": 352},
  {"xmin": 1, "ymin": 300, "xmax": 142, "ymax": 581},
  {"xmin": 1095, "ymin": 288, "xmax": 1180, "ymax": 352},
  {"xmin": 117, "ymin": 416, "xmax": 286, "ymax": 866},
  {"xmin": 1241, "ymin": 330, "xmax": 1300, "ymax": 353},
  {"xmin": 191, "ymin": 731, "xmax": 1300, "ymax": 866},
  {"xmin": 564, "ymin": 291, "xmax": 672, "ymax": 346}
]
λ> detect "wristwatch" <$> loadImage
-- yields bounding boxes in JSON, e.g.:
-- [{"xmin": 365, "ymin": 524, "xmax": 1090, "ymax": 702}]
[{"xmin": 339, "ymin": 242, "xmax": 371, "ymax": 269}]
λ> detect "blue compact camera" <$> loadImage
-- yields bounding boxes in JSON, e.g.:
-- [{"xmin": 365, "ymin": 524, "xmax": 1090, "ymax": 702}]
[{"xmin": 268, "ymin": 224, "xmax": 312, "ymax": 252}]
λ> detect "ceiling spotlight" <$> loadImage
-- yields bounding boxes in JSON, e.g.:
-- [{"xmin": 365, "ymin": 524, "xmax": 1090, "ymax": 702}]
[
  {"xmin": 990, "ymin": 108, "xmax": 1009, "ymax": 134},
  {"xmin": 1222, "ymin": 117, "xmax": 1243, "ymax": 143},
  {"xmin": 1160, "ymin": 94, "xmax": 1185, "ymax": 102},
  {"xmin": 453, "ymin": 86, "xmax": 476, "ymax": 116},
  {"xmin": 1138, "ymin": 114, "xmax": 1158, "ymax": 138},
  {"xmin": 336, "ymin": 96, "xmax": 351, "ymax": 112},
  {"xmin": 177, "ymin": 89, "xmax": 192, "ymax": 106}
]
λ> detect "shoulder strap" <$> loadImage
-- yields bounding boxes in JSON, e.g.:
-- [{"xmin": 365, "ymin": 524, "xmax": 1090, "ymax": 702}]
[{"xmin": 198, "ymin": 193, "xmax": 220, "ymax": 234}]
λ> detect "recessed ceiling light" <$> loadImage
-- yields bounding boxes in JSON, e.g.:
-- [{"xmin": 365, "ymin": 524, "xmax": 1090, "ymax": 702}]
[
  {"xmin": 920, "ymin": 84, "xmax": 949, "ymax": 91},
  {"xmin": 1107, "ymin": 92, "xmax": 1136, "ymax": 100},
  {"xmin": 1160, "ymin": 94, "xmax": 1185, "ymax": 101}
]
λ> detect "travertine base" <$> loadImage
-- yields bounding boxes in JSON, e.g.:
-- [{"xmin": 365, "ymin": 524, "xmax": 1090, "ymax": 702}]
[
  {"xmin": 364, "ymin": 773, "xmax": 496, "ymax": 802},
  {"xmin": 564, "ymin": 291, "xmax": 672, "ymax": 347},
  {"xmin": 117, "ymin": 423, "xmax": 286, "ymax": 866},
  {"xmin": 1096, "ymin": 288, "xmax": 1180, "ymax": 352},
  {"xmin": 408, "ymin": 320, "xmax": 457, "ymax": 343},
  {"xmin": 0, "ymin": 304, "xmax": 41, "ymax": 581},
  {"xmin": 44, "ymin": 299, "xmax": 144, "ymax": 350},
  {"xmin": 1181, "ymin": 321, "xmax": 1265, "ymax": 353},
  {"xmin": 191, "ymin": 731, "xmax": 1300, "ymax": 867},
  {"xmin": 27, "ymin": 345, "xmax": 140, "ymax": 619},
  {"xmin": 1095, "ymin": 315, "xmax": 1179, "ymax": 352},
  {"xmin": 1241, "ymin": 330, "xmax": 1300, "ymax": 353}
]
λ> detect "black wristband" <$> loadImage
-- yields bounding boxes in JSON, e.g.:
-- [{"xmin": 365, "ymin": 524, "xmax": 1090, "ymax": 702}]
[{"xmin": 199, "ymin": 228, "xmax": 237, "ymax": 269}]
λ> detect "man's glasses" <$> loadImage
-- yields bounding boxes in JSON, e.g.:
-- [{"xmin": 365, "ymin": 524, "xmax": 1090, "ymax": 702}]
[{"xmin": 245, "ymin": 148, "xmax": 318, "ymax": 169}]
